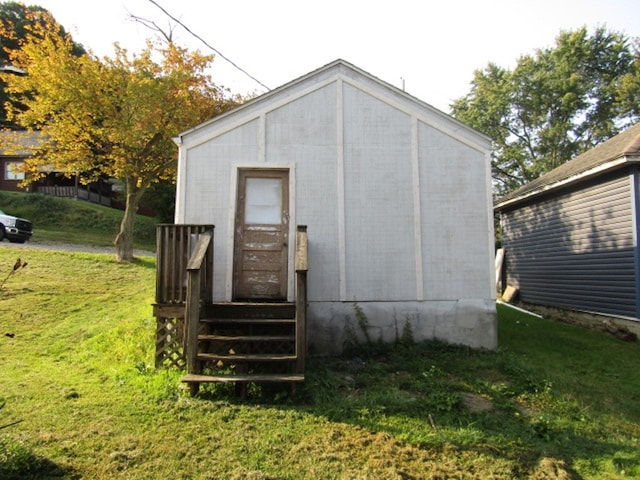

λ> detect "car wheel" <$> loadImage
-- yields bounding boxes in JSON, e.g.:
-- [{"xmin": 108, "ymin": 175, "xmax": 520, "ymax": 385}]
[{"xmin": 0, "ymin": 227, "xmax": 5, "ymax": 242}]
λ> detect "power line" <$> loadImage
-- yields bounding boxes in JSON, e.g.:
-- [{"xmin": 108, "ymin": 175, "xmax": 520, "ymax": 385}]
[{"xmin": 147, "ymin": 0, "xmax": 271, "ymax": 91}]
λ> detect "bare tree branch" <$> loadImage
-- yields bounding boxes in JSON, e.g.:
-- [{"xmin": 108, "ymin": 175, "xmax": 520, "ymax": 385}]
[
  {"xmin": 144, "ymin": 0, "xmax": 271, "ymax": 91},
  {"xmin": 127, "ymin": 12, "xmax": 175, "ymax": 44}
]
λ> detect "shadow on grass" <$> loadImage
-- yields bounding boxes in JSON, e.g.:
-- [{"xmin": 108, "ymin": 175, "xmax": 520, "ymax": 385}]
[
  {"xmin": 193, "ymin": 336, "xmax": 639, "ymax": 479},
  {"xmin": 131, "ymin": 256, "xmax": 156, "ymax": 270},
  {"xmin": 299, "ymin": 345, "xmax": 636, "ymax": 478},
  {"xmin": 0, "ymin": 443, "xmax": 78, "ymax": 480}
]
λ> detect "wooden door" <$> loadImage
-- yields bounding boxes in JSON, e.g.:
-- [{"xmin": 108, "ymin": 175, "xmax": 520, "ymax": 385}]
[{"xmin": 233, "ymin": 170, "xmax": 289, "ymax": 300}]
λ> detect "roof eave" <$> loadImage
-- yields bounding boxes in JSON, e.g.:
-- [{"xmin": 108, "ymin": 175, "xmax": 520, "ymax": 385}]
[
  {"xmin": 177, "ymin": 59, "xmax": 491, "ymax": 148},
  {"xmin": 494, "ymin": 155, "xmax": 639, "ymax": 211},
  {"xmin": 178, "ymin": 59, "xmax": 349, "ymax": 140}
]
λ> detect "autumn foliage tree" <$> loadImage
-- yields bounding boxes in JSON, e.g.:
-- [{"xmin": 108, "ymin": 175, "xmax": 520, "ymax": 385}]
[
  {"xmin": 0, "ymin": 2, "xmax": 85, "ymax": 128},
  {"xmin": 451, "ymin": 27, "xmax": 640, "ymax": 196},
  {"xmin": 2, "ymin": 10, "xmax": 239, "ymax": 261}
]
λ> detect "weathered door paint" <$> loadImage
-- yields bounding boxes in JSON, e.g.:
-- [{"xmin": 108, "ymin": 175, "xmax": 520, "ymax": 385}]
[{"xmin": 233, "ymin": 169, "xmax": 289, "ymax": 300}]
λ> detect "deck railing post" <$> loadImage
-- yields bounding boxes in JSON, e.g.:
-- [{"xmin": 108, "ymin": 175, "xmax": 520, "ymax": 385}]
[
  {"xmin": 185, "ymin": 267, "xmax": 201, "ymax": 395},
  {"xmin": 184, "ymin": 232, "xmax": 213, "ymax": 396},
  {"xmin": 295, "ymin": 226, "xmax": 308, "ymax": 374}
]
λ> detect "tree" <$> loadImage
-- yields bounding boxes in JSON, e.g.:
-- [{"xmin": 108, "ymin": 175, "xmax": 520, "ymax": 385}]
[
  {"xmin": 618, "ymin": 38, "xmax": 640, "ymax": 118},
  {"xmin": 3, "ymin": 10, "xmax": 239, "ymax": 261},
  {"xmin": 451, "ymin": 27, "xmax": 640, "ymax": 196},
  {"xmin": 141, "ymin": 179, "xmax": 176, "ymax": 223},
  {"xmin": 0, "ymin": 2, "xmax": 85, "ymax": 129}
]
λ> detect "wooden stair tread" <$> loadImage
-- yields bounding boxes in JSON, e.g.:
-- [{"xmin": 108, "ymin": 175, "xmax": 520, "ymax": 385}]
[
  {"xmin": 197, "ymin": 353, "xmax": 297, "ymax": 361},
  {"xmin": 201, "ymin": 318, "xmax": 295, "ymax": 324},
  {"xmin": 198, "ymin": 334, "xmax": 295, "ymax": 342},
  {"xmin": 209, "ymin": 302, "xmax": 295, "ymax": 307},
  {"xmin": 183, "ymin": 373, "xmax": 304, "ymax": 383}
]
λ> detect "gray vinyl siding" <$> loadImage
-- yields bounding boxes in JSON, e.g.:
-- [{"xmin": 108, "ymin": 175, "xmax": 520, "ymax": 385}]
[{"xmin": 502, "ymin": 170, "xmax": 639, "ymax": 318}]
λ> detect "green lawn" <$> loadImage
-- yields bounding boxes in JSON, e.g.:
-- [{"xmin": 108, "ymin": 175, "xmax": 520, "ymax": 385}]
[{"xmin": 0, "ymin": 246, "xmax": 638, "ymax": 479}]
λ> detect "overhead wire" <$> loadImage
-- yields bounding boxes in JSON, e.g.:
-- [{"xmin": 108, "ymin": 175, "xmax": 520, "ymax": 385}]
[{"xmin": 146, "ymin": 0, "xmax": 271, "ymax": 91}]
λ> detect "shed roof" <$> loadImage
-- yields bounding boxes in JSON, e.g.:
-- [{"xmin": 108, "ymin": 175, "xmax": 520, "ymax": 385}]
[
  {"xmin": 495, "ymin": 122, "xmax": 640, "ymax": 210},
  {"xmin": 177, "ymin": 59, "xmax": 491, "ymax": 152}
]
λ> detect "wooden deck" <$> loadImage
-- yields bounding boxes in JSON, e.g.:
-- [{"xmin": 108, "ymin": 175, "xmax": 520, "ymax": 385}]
[{"xmin": 153, "ymin": 224, "xmax": 308, "ymax": 395}]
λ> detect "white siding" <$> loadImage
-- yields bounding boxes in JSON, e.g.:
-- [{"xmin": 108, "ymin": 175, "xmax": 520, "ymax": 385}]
[
  {"xmin": 419, "ymin": 122, "xmax": 492, "ymax": 300},
  {"xmin": 265, "ymin": 84, "xmax": 341, "ymax": 301},
  {"xmin": 343, "ymin": 84, "xmax": 416, "ymax": 300},
  {"xmin": 183, "ymin": 120, "xmax": 260, "ymax": 299}
]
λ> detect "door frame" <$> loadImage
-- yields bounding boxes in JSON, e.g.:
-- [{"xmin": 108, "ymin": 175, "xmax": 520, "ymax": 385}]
[{"xmin": 225, "ymin": 164, "xmax": 296, "ymax": 302}]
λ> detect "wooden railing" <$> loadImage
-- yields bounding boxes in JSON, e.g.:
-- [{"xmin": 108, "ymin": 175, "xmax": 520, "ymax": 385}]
[
  {"xmin": 184, "ymin": 232, "xmax": 213, "ymax": 395},
  {"xmin": 153, "ymin": 224, "xmax": 214, "ymax": 368},
  {"xmin": 295, "ymin": 225, "xmax": 308, "ymax": 374},
  {"xmin": 155, "ymin": 224, "xmax": 214, "ymax": 306}
]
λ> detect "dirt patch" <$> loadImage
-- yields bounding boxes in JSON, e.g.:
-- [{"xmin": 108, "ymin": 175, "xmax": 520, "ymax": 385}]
[
  {"xmin": 529, "ymin": 457, "xmax": 579, "ymax": 480},
  {"xmin": 459, "ymin": 392, "xmax": 493, "ymax": 413}
]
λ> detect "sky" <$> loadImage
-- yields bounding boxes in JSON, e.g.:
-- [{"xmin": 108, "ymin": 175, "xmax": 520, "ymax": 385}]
[{"xmin": 27, "ymin": 0, "xmax": 640, "ymax": 113}]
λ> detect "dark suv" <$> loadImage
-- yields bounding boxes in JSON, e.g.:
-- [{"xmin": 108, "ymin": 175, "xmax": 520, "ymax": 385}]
[{"xmin": 0, "ymin": 209, "xmax": 33, "ymax": 243}]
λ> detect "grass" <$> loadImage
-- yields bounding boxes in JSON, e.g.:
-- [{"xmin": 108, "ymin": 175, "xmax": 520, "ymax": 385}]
[
  {"xmin": 0, "ymin": 191, "xmax": 157, "ymax": 251},
  {"xmin": 0, "ymin": 206, "xmax": 638, "ymax": 478}
]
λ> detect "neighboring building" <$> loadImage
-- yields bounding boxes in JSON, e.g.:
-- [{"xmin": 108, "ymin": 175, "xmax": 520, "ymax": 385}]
[
  {"xmin": 495, "ymin": 122, "xmax": 640, "ymax": 321},
  {"xmin": 0, "ymin": 129, "xmax": 113, "ymax": 206},
  {"xmin": 172, "ymin": 59, "xmax": 497, "ymax": 354},
  {"xmin": 0, "ymin": 130, "xmax": 37, "ymax": 192}
]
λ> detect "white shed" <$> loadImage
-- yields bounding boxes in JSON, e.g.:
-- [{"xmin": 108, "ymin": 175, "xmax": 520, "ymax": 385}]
[{"xmin": 173, "ymin": 59, "xmax": 497, "ymax": 355}]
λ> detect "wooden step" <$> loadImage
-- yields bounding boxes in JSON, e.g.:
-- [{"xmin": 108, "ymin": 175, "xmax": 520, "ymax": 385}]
[
  {"xmin": 210, "ymin": 302, "xmax": 295, "ymax": 307},
  {"xmin": 197, "ymin": 353, "xmax": 296, "ymax": 362},
  {"xmin": 203, "ymin": 302, "xmax": 296, "ymax": 320},
  {"xmin": 198, "ymin": 334, "xmax": 295, "ymax": 342},
  {"xmin": 183, "ymin": 373, "xmax": 304, "ymax": 383},
  {"xmin": 200, "ymin": 317, "xmax": 295, "ymax": 325}
]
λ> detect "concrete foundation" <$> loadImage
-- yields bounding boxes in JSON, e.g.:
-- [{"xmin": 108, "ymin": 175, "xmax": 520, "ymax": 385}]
[{"xmin": 307, "ymin": 299, "xmax": 498, "ymax": 355}]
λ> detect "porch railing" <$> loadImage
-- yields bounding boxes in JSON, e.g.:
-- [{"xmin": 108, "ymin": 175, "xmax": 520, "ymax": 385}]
[
  {"xmin": 153, "ymin": 224, "xmax": 214, "ymax": 368},
  {"xmin": 295, "ymin": 225, "xmax": 308, "ymax": 374},
  {"xmin": 155, "ymin": 224, "xmax": 214, "ymax": 305},
  {"xmin": 184, "ymin": 232, "xmax": 213, "ymax": 394}
]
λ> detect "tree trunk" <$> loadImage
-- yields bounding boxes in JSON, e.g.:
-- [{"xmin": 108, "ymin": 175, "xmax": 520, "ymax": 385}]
[{"xmin": 114, "ymin": 190, "xmax": 140, "ymax": 262}]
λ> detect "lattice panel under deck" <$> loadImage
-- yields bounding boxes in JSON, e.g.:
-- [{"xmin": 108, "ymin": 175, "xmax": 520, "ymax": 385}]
[{"xmin": 155, "ymin": 317, "xmax": 186, "ymax": 368}]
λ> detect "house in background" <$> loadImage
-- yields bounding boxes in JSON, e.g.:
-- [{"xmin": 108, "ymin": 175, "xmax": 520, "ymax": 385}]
[
  {"xmin": 495, "ymin": 122, "xmax": 640, "ymax": 323},
  {"xmin": 0, "ymin": 129, "xmax": 113, "ymax": 206},
  {"xmin": 166, "ymin": 59, "xmax": 497, "ymax": 361},
  {"xmin": 0, "ymin": 129, "xmax": 37, "ymax": 192}
]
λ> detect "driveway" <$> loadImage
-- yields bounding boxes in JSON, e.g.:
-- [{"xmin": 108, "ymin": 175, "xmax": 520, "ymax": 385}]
[{"xmin": 0, "ymin": 239, "xmax": 155, "ymax": 257}]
